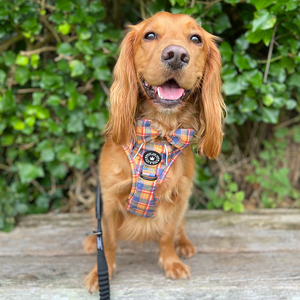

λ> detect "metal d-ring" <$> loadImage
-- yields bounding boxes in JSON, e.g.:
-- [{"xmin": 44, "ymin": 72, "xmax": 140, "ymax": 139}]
[{"xmin": 140, "ymin": 174, "xmax": 158, "ymax": 181}]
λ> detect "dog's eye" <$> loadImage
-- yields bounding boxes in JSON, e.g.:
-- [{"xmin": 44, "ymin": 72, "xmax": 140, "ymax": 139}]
[
  {"xmin": 144, "ymin": 32, "xmax": 156, "ymax": 41},
  {"xmin": 190, "ymin": 35, "xmax": 202, "ymax": 44}
]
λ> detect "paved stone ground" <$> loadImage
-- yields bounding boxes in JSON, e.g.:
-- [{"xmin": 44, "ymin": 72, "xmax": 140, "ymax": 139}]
[{"xmin": 1, "ymin": 210, "xmax": 300, "ymax": 300}]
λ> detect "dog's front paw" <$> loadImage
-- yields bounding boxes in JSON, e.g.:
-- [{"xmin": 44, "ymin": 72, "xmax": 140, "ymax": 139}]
[
  {"xmin": 83, "ymin": 262, "xmax": 116, "ymax": 294},
  {"xmin": 83, "ymin": 235, "xmax": 97, "ymax": 255},
  {"xmin": 159, "ymin": 257, "xmax": 190, "ymax": 279},
  {"xmin": 83, "ymin": 269, "xmax": 99, "ymax": 294},
  {"xmin": 176, "ymin": 240, "xmax": 196, "ymax": 258}
]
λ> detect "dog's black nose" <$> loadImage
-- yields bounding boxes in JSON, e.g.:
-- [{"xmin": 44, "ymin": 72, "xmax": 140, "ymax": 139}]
[{"xmin": 161, "ymin": 45, "xmax": 190, "ymax": 70}]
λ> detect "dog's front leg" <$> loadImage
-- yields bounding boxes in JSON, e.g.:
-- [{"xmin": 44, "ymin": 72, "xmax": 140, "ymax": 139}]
[
  {"xmin": 158, "ymin": 221, "xmax": 191, "ymax": 279},
  {"xmin": 83, "ymin": 209, "xmax": 117, "ymax": 293},
  {"xmin": 175, "ymin": 220, "xmax": 196, "ymax": 259}
]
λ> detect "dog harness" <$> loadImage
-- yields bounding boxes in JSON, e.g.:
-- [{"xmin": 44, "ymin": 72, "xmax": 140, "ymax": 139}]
[{"xmin": 123, "ymin": 119, "xmax": 194, "ymax": 218}]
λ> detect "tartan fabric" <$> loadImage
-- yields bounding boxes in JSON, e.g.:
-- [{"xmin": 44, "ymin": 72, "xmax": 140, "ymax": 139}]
[{"xmin": 123, "ymin": 119, "xmax": 194, "ymax": 218}]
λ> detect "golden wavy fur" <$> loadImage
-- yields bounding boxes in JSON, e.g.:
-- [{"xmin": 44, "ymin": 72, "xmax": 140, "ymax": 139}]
[{"xmin": 83, "ymin": 12, "xmax": 225, "ymax": 293}]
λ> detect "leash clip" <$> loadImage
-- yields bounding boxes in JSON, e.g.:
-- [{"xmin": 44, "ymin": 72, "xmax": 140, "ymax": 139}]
[{"xmin": 92, "ymin": 230, "xmax": 102, "ymax": 236}]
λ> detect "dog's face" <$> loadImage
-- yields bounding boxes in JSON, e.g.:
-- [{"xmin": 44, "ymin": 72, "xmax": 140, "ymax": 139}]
[
  {"xmin": 133, "ymin": 13, "xmax": 208, "ymax": 111},
  {"xmin": 108, "ymin": 12, "xmax": 225, "ymax": 159}
]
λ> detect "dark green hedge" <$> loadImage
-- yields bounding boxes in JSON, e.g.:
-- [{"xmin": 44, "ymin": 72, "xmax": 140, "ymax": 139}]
[{"xmin": 0, "ymin": 0, "xmax": 299, "ymax": 231}]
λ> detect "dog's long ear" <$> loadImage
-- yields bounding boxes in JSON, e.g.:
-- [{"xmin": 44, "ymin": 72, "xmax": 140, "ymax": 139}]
[
  {"xmin": 107, "ymin": 27, "xmax": 138, "ymax": 145},
  {"xmin": 197, "ymin": 33, "xmax": 225, "ymax": 159}
]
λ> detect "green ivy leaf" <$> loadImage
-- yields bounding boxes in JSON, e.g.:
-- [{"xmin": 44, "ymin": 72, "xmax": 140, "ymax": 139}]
[
  {"xmin": 249, "ymin": 0, "xmax": 276, "ymax": 11},
  {"xmin": 40, "ymin": 73, "xmax": 64, "ymax": 91},
  {"xmin": 1, "ymin": 134, "xmax": 14, "ymax": 146},
  {"xmin": 287, "ymin": 74, "xmax": 300, "ymax": 88},
  {"xmin": 77, "ymin": 27, "xmax": 92, "ymax": 40},
  {"xmin": 66, "ymin": 114, "xmax": 84, "ymax": 133},
  {"xmin": 36, "ymin": 194, "xmax": 50, "ymax": 210},
  {"xmin": 232, "ymin": 202, "xmax": 244, "ymax": 213},
  {"xmin": 16, "ymin": 162, "xmax": 45, "ymax": 183},
  {"xmin": 46, "ymin": 161, "xmax": 67, "ymax": 179},
  {"xmin": 36, "ymin": 107, "xmax": 50, "ymax": 119},
  {"xmin": 223, "ymin": 200, "xmax": 232, "ymax": 212},
  {"xmin": 273, "ymin": 97, "xmax": 286, "ymax": 109},
  {"xmin": 246, "ymin": 28, "xmax": 273, "ymax": 45},
  {"xmin": 229, "ymin": 182, "xmax": 238, "ymax": 192},
  {"xmin": 57, "ymin": 43, "xmax": 74, "ymax": 56},
  {"xmin": 252, "ymin": 10, "xmax": 277, "ymax": 32},
  {"xmin": 0, "ymin": 90, "xmax": 16, "ymax": 112},
  {"xmin": 14, "ymin": 66, "xmax": 30, "ymax": 85},
  {"xmin": 286, "ymin": 99, "xmax": 297, "ymax": 110},
  {"xmin": 89, "ymin": 1, "xmax": 105, "ymax": 14},
  {"xmin": 83, "ymin": 112, "xmax": 106, "ymax": 130},
  {"xmin": 47, "ymin": 95, "xmax": 61, "ymax": 106},
  {"xmin": 238, "ymin": 98, "xmax": 258, "ymax": 113},
  {"xmin": 261, "ymin": 107, "xmax": 279, "ymax": 124},
  {"xmin": 263, "ymin": 94, "xmax": 274, "ymax": 107},
  {"xmin": 30, "ymin": 54, "xmax": 40, "ymax": 69},
  {"xmin": 75, "ymin": 40, "xmax": 94, "ymax": 55},
  {"xmin": 213, "ymin": 14, "xmax": 231, "ymax": 34},
  {"xmin": 49, "ymin": 11, "xmax": 64, "ymax": 24},
  {"xmin": 235, "ymin": 35, "xmax": 249, "ymax": 51},
  {"xmin": 286, "ymin": 0, "xmax": 298, "ymax": 11},
  {"xmin": 32, "ymin": 92, "xmax": 45, "ymax": 105},
  {"xmin": 219, "ymin": 42, "xmax": 233, "ymax": 62},
  {"xmin": 242, "ymin": 70, "xmax": 263, "ymax": 89},
  {"xmin": 272, "ymin": 82, "xmax": 286, "ymax": 92},
  {"xmin": 0, "ymin": 69, "xmax": 6, "ymax": 85},
  {"xmin": 234, "ymin": 53, "xmax": 257, "ymax": 71},
  {"xmin": 235, "ymin": 191, "xmax": 245, "ymax": 202},
  {"xmin": 11, "ymin": 118, "xmax": 25, "ymax": 130},
  {"xmin": 24, "ymin": 116, "xmax": 36, "ymax": 127},
  {"xmin": 3, "ymin": 51, "xmax": 16, "ymax": 67},
  {"xmin": 56, "ymin": 0, "xmax": 73, "ymax": 12},
  {"xmin": 222, "ymin": 77, "xmax": 248, "ymax": 95},
  {"xmin": 69, "ymin": 59, "xmax": 86, "ymax": 77},
  {"xmin": 36, "ymin": 140, "xmax": 55, "ymax": 162},
  {"xmin": 58, "ymin": 22, "xmax": 71, "ymax": 35},
  {"xmin": 15, "ymin": 54, "xmax": 29, "ymax": 66},
  {"xmin": 91, "ymin": 53, "xmax": 107, "ymax": 68},
  {"xmin": 93, "ymin": 67, "xmax": 110, "ymax": 81},
  {"xmin": 15, "ymin": 203, "xmax": 29, "ymax": 214}
]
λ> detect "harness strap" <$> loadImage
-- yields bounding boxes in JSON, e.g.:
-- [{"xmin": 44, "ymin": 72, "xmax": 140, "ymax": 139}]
[{"xmin": 123, "ymin": 119, "xmax": 195, "ymax": 218}]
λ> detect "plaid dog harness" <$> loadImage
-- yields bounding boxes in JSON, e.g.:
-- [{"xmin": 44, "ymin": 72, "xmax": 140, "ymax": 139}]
[{"xmin": 123, "ymin": 119, "xmax": 194, "ymax": 218}]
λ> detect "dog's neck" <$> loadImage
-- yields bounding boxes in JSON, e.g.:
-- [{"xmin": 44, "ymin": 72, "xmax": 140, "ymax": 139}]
[{"xmin": 136, "ymin": 99, "xmax": 199, "ymax": 133}]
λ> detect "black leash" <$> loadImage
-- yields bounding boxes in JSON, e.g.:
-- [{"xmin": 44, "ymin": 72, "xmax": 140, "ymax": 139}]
[{"xmin": 94, "ymin": 181, "xmax": 110, "ymax": 299}]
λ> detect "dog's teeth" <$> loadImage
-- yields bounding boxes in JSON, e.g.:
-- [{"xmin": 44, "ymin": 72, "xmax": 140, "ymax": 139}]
[
  {"xmin": 157, "ymin": 89, "xmax": 165, "ymax": 99},
  {"xmin": 145, "ymin": 81, "xmax": 149, "ymax": 86}
]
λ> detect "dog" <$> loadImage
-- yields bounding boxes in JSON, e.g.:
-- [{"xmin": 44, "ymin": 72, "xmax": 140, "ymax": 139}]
[{"xmin": 83, "ymin": 11, "xmax": 225, "ymax": 293}]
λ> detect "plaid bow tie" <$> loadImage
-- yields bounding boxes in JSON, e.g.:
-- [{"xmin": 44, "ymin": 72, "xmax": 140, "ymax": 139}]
[{"xmin": 135, "ymin": 119, "xmax": 194, "ymax": 150}]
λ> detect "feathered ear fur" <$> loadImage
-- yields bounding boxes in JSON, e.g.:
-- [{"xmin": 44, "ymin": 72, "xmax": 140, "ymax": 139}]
[
  {"xmin": 106, "ymin": 27, "xmax": 138, "ymax": 145},
  {"xmin": 197, "ymin": 33, "xmax": 225, "ymax": 159}
]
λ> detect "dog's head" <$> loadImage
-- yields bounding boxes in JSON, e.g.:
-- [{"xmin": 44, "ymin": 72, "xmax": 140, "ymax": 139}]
[{"xmin": 108, "ymin": 12, "xmax": 225, "ymax": 159}]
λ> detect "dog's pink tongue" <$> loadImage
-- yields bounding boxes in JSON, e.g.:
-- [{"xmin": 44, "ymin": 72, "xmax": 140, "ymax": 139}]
[{"xmin": 157, "ymin": 81, "xmax": 184, "ymax": 100}]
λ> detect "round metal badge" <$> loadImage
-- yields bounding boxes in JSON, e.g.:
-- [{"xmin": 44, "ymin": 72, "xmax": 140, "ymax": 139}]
[{"xmin": 143, "ymin": 151, "xmax": 161, "ymax": 165}]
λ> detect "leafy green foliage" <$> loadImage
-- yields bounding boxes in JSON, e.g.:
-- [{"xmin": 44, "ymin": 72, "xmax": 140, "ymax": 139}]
[
  {"xmin": 246, "ymin": 127, "xmax": 300, "ymax": 208},
  {"xmin": 193, "ymin": 155, "xmax": 244, "ymax": 213},
  {"xmin": 206, "ymin": 173, "xmax": 245, "ymax": 213},
  {"xmin": 0, "ymin": 0, "xmax": 112, "ymax": 230}
]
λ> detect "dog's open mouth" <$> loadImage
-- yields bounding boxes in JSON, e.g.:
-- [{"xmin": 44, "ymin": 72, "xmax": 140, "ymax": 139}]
[{"xmin": 142, "ymin": 79, "xmax": 192, "ymax": 107}]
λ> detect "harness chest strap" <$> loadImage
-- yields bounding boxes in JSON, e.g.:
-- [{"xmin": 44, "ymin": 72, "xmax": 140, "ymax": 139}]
[{"xmin": 123, "ymin": 119, "xmax": 194, "ymax": 218}]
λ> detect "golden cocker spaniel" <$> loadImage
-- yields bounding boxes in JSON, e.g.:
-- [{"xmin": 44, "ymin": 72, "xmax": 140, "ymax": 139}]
[{"xmin": 83, "ymin": 11, "xmax": 225, "ymax": 293}]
